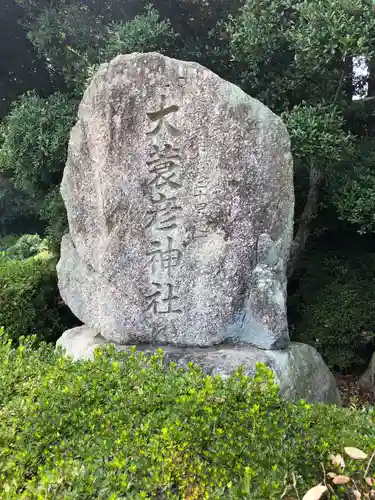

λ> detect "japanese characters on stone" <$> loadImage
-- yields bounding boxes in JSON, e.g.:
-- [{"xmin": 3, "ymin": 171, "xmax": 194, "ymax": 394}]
[{"xmin": 144, "ymin": 95, "xmax": 183, "ymax": 316}]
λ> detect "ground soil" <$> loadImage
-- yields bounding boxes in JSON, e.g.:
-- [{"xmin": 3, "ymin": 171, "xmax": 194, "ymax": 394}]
[{"xmin": 335, "ymin": 372, "xmax": 375, "ymax": 408}]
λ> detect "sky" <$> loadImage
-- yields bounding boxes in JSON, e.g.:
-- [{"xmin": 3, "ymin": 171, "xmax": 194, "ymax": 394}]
[{"xmin": 353, "ymin": 56, "xmax": 368, "ymax": 99}]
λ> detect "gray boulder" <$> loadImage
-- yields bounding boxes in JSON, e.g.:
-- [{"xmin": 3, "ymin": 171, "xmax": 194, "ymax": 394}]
[
  {"xmin": 359, "ymin": 352, "xmax": 375, "ymax": 394},
  {"xmin": 57, "ymin": 52, "xmax": 294, "ymax": 349}
]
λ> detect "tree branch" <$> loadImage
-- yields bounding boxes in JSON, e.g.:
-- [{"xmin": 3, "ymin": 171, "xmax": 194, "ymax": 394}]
[{"xmin": 287, "ymin": 161, "xmax": 323, "ymax": 279}]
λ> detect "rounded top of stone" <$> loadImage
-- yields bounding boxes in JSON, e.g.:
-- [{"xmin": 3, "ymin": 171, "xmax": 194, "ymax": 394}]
[{"xmin": 85, "ymin": 52, "xmax": 284, "ymax": 127}]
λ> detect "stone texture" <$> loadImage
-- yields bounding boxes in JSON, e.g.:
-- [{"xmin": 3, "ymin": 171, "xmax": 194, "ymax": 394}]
[
  {"xmin": 57, "ymin": 52, "xmax": 294, "ymax": 349},
  {"xmin": 57, "ymin": 326, "xmax": 341, "ymax": 405},
  {"xmin": 359, "ymin": 352, "xmax": 375, "ymax": 394}
]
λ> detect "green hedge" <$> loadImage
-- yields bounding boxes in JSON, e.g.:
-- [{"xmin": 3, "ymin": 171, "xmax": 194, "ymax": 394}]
[
  {"xmin": 0, "ymin": 252, "xmax": 63, "ymax": 343},
  {"xmin": 0, "ymin": 335, "xmax": 374, "ymax": 499}
]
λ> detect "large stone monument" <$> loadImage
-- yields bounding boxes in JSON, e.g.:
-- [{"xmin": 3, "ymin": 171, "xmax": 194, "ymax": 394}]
[{"xmin": 57, "ymin": 52, "xmax": 340, "ymax": 404}]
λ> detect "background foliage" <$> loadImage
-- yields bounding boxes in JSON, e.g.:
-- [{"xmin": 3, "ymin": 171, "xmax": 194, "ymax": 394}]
[
  {"xmin": 291, "ymin": 249, "xmax": 375, "ymax": 370},
  {"xmin": 1, "ymin": 4, "xmax": 375, "ymax": 496},
  {"xmin": 0, "ymin": 93, "xmax": 76, "ymax": 244},
  {"xmin": 0, "ymin": 236, "xmax": 79, "ymax": 343},
  {"xmin": 0, "ymin": 252, "xmax": 61, "ymax": 343},
  {"xmin": 0, "ymin": 0, "xmax": 375, "ymax": 370}
]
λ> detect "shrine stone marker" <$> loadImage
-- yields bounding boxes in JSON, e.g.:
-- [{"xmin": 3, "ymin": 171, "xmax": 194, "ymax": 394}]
[
  {"xmin": 57, "ymin": 53, "xmax": 340, "ymax": 404},
  {"xmin": 58, "ymin": 52, "xmax": 293, "ymax": 349}
]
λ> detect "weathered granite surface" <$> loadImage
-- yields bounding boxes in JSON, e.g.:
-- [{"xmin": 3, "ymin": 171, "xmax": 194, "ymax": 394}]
[
  {"xmin": 359, "ymin": 352, "xmax": 375, "ymax": 395},
  {"xmin": 57, "ymin": 52, "xmax": 294, "ymax": 349},
  {"xmin": 57, "ymin": 326, "xmax": 341, "ymax": 405}
]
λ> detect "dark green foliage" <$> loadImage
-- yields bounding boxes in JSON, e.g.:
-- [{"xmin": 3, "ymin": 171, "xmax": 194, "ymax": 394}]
[
  {"xmin": 0, "ymin": 175, "xmax": 40, "ymax": 235},
  {"xmin": 102, "ymin": 6, "xmax": 178, "ymax": 62},
  {"xmin": 345, "ymin": 96, "xmax": 375, "ymax": 137},
  {"xmin": 18, "ymin": 1, "xmax": 234, "ymax": 92},
  {"xmin": 0, "ymin": 339, "xmax": 374, "ymax": 499},
  {"xmin": 151, "ymin": 0, "xmax": 243, "ymax": 79},
  {"xmin": 6, "ymin": 234, "xmax": 46, "ymax": 260},
  {"xmin": 283, "ymin": 106, "xmax": 352, "ymax": 168},
  {"xmin": 0, "ymin": 253, "xmax": 64, "ymax": 343},
  {"xmin": 6, "ymin": 0, "xmax": 375, "ymax": 247},
  {"xmin": 292, "ymin": 251, "xmax": 375, "ymax": 371},
  {"xmin": 0, "ymin": 0, "xmax": 53, "ymax": 119},
  {"xmin": 16, "ymin": 0, "xmax": 243, "ymax": 85},
  {"xmin": 39, "ymin": 187, "xmax": 68, "ymax": 253},
  {"xmin": 228, "ymin": 0, "xmax": 375, "ymax": 280},
  {"xmin": 229, "ymin": 0, "xmax": 375, "ymax": 111},
  {"xmin": 0, "ymin": 235, "xmax": 19, "ymax": 252},
  {"xmin": 0, "ymin": 92, "xmax": 76, "ymax": 243},
  {"xmin": 331, "ymin": 137, "xmax": 375, "ymax": 234},
  {"xmin": 22, "ymin": 3, "xmax": 105, "ymax": 91},
  {"xmin": 0, "ymin": 92, "xmax": 76, "ymax": 199},
  {"xmin": 336, "ymin": 172, "xmax": 375, "ymax": 234},
  {"xmin": 229, "ymin": 0, "xmax": 300, "ymax": 111}
]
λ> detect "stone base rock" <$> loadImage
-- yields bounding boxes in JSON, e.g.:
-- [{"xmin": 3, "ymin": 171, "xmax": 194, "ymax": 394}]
[
  {"xmin": 359, "ymin": 352, "xmax": 375, "ymax": 394},
  {"xmin": 56, "ymin": 326, "xmax": 341, "ymax": 405}
]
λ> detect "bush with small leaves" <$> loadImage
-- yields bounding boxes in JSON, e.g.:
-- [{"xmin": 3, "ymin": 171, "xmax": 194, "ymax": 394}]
[
  {"xmin": 102, "ymin": 6, "xmax": 178, "ymax": 63},
  {"xmin": 6, "ymin": 234, "xmax": 47, "ymax": 260},
  {"xmin": 0, "ymin": 335, "xmax": 374, "ymax": 499},
  {"xmin": 0, "ymin": 253, "xmax": 65, "ymax": 343},
  {"xmin": 0, "ymin": 92, "xmax": 76, "ymax": 200},
  {"xmin": 0, "ymin": 92, "xmax": 77, "ymax": 243}
]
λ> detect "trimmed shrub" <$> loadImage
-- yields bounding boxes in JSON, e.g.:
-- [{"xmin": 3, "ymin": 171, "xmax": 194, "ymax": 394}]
[
  {"xmin": 0, "ymin": 336, "xmax": 374, "ymax": 499},
  {"xmin": 0, "ymin": 253, "xmax": 63, "ymax": 343}
]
